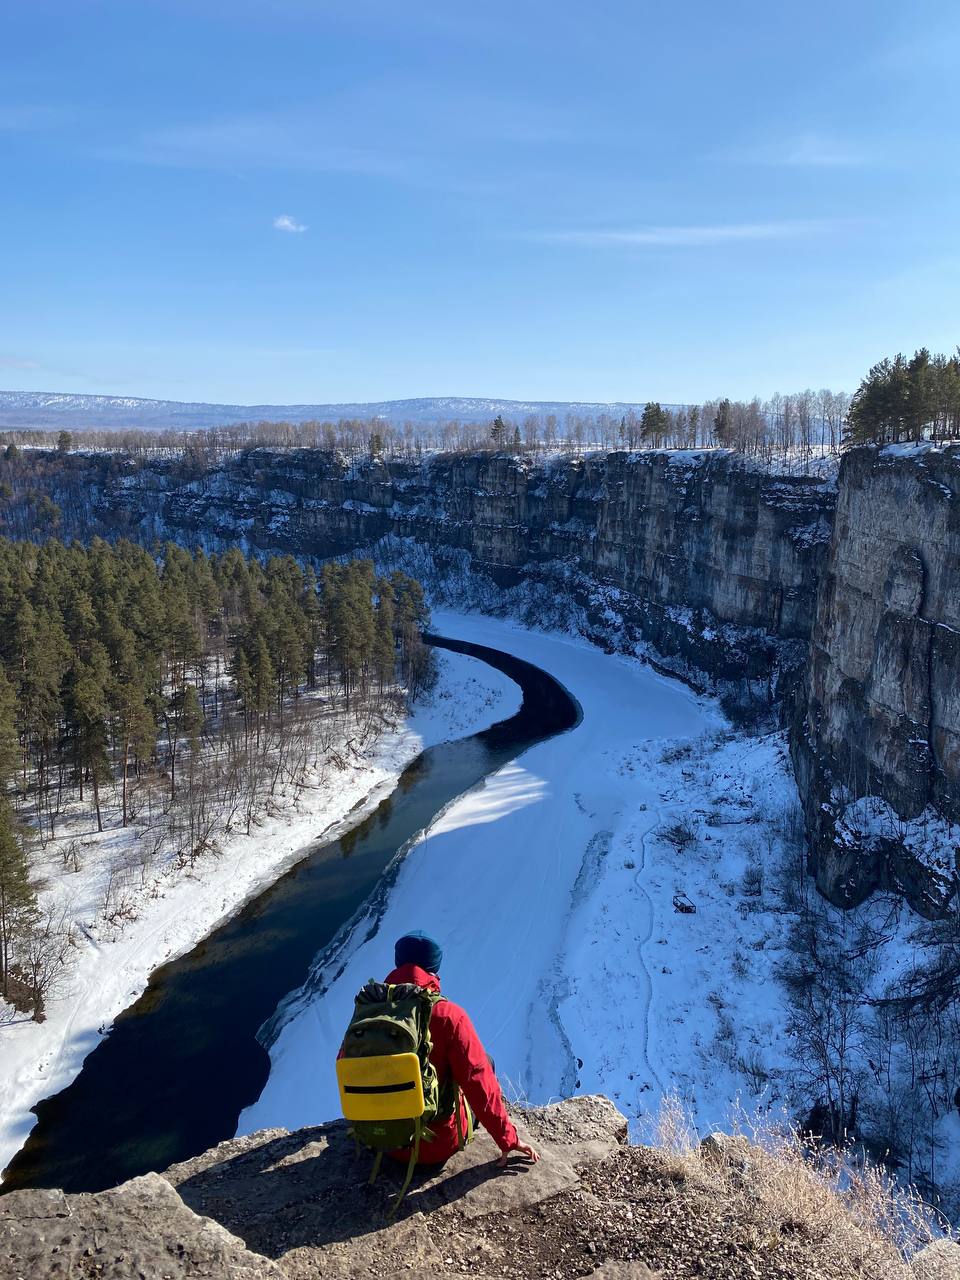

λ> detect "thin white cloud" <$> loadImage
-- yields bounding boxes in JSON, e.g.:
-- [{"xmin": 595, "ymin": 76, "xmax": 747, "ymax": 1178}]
[
  {"xmin": 527, "ymin": 220, "xmax": 843, "ymax": 248},
  {"xmin": 733, "ymin": 133, "xmax": 874, "ymax": 168},
  {"xmin": 97, "ymin": 113, "xmax": 403, "ymax": 177},
  {"xmin": 273, "ymin": 214, "xmax": 307, "ymax": 234},
  {"xmin": 91, "ymin": 84, "xmax": 582, "ymax": 180}
]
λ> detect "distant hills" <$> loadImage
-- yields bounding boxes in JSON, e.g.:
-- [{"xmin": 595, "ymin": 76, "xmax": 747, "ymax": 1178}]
[{"xmin": 0, "ymin": 391, "xmax": 668, "ymax": 433}]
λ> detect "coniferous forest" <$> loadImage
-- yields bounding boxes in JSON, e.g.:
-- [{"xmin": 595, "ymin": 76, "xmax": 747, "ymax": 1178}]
[
  {"xmin": 0, "ymin": 538, "xmax": 433, "ymax": 1017},
  {"xmin": 843, "ymin": 347, "xmax": 960, "ymax": 447}
]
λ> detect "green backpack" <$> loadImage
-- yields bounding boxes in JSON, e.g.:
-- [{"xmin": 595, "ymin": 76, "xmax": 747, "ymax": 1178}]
[{"xmin": 336, "ymin": 980, "xmax": 471, "ymax": 1216}]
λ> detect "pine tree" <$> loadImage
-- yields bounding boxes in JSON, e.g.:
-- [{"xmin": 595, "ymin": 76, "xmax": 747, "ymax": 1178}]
[
  {"xmin": 230, "ymin": 646, "xmax": 254, "ymax": 741},
  {"xmin": 713, "ymin": 399, "xmax": 734, "ymax": 446},
  {"xmin": 300, "ymin": 565, "xmax": 321, "ymax": 688},
  {"xmin": 687, "ymin": 404, "xmax": 701, "ymax": 446},
  {"xmin": 62, "ymin": 646, "xmax": 111, "ymax": 831},
  {"xmin": 390, "ymin": 572, "xmax": 432, "ymax": 691},
  {"xmin": 640, "ymin": 402, "xmax": 669, "ymax": 447},
  {"xmin": 373, "ymin": 582, "xmax": 396, "ymax": 692},
  {"xmin": 108, "ymin": 629, "xmax": 156, "ymax": 826},
  {"xmin": 0, "ymin": 794, "xmax": 34, "ymax": 999},
  {"xmin": 490, "ymin": 415, "xmax": 508, "ymax": 449},
  {"xmin": 273, "ymin": 613, "xmax": 306, "ymax": 711},
  {"xmin": 906, "ymin": 348, "xmax": 934, "ymax": 441},
  {"xmin": 16, "ymin": 604, "xmax": 67, "ymax": 836},
  {"xmin": 180, "ymin": 685, "xmax": 204, "ymax": 754},
  {"xmin": 0, "ymin": 668, "xmax": 19, "ymax": 787},
  {"xmin": 251, "ymin": 633, "xmax": 275, "ymax": 745},
  {"xmin": 163, "ymin": 683, "xmax": 205, "ymax": 799},
  {"xmin": 320, "ymin": 562, "xmax": 343, "ymax": 685}
]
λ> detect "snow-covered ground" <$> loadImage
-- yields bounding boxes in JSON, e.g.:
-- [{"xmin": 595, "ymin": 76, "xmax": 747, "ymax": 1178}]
[
  {"xmin": 0, "ymin": 647, "xmax": 519, "ymax": 1178},
  {"xmin": 242, "ymin": 611, "xmax": 807, "ymax": 1139},
  {"xmin": 241, "ymin": 611, "xmax": 960, "ymax": 1208}
]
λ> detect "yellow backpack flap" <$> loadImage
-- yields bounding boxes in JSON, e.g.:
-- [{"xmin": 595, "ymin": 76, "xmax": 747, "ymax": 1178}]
[{"xmin": 336, "ymin": 1051, "xmax": 426, "ymax": 1122}]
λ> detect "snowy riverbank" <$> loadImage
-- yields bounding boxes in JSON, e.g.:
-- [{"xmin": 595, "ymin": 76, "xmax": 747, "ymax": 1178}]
[
  {"xmin": 242, "ymin": 612, "xmax": 780, "ymax": 1136},
  {"xmin": 0, "ymin": 647, "xmax": 520, "ymax": 1179}
]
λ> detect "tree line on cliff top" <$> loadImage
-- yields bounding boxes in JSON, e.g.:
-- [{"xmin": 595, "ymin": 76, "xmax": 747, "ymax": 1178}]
[
  {"xmin": 842, "ymin": 347, "xmax": 960, "ymax": 447},
  {"xmin": 1, "ymin": 348, "xmax": 958, "ymax": 469},
  {"xmin": 0, "ymin": 388, "xmax": 853, "ymax": 468},
  {"xmin": 0, "ymin": 538, "xmax": 432, "ymax": 1017}
]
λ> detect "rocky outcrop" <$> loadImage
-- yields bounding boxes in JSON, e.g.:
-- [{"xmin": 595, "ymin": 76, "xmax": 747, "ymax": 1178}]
[
  {"xmin": 1, "ymin": 1095, "xmax": 944, "ymax": 1279},
  {"xmin": 0, "ymin": 1096, "xmax": 643, "ymax": 1280},
  {"xmin": 791, "ymin": 444, "xmax": 960, "ymax": 912},
  {"xmin": 162, "ymin": 1093, "xmax": 631, "ymax": 1279},
  {"xmin": 0, "ymin": 1170, "xmax": 283, "ymax": 1278}
]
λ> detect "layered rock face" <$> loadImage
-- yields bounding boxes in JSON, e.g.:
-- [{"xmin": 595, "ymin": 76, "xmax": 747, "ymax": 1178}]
[
  {"xmin": 93, "ymin": 448, "xmax": 834, "ymax": 687},
  {"xmin": 792, "ymin": 444, "xmax": 960, "ymax": 911},
  {"xmin": 8, "ymin": 442, "xmax": 959, "ymax": 910}
]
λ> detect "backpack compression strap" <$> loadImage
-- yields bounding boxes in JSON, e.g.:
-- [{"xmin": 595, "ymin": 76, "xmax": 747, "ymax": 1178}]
[
  {"xmin": 386, "ymin": 1116, "xmax": 423, "ymax": 1222},
  {"xmin": 385, "ymin": 989, "xmax": 442, "ymax": 1219}
]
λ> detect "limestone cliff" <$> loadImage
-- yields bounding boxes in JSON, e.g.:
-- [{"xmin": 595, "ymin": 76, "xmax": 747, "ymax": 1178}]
[
  {"xmin": 31, "ymin": 448, "xmax": 834, "ymax": 688},
  {"xmin": 791, "ymin": 444, "xmax": 960, "ymax": 912},
  {"xmin": 200, "ymin": 450, "xmax": 831, "ymax": 686}
]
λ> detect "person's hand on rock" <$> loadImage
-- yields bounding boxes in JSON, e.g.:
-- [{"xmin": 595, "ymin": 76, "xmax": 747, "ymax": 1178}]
[{"xmin": 496, "ymin": 1142, "xmax": 539, "ymax": 1168}]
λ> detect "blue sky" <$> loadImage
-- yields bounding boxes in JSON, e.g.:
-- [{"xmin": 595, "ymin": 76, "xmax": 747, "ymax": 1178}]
[{"xmin": 2, "ymin": 0, "xmax": 958, "ymax": 405}]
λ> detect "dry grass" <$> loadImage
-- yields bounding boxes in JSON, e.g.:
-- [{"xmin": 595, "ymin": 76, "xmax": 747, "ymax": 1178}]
[{"xmin": 650, "ymin": 1093, "xmax": 955, "ymax": 1279}]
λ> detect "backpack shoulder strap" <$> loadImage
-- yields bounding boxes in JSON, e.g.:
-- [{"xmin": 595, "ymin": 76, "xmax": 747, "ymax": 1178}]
[{"xmin": 414, "ymin": 988, "xmax": 442, "ymax": 1038}]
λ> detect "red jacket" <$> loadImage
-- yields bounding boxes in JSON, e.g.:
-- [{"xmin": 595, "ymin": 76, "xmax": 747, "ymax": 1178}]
[{"xmin": 384, "ymin": 963, "xmax": 519, "ymax": 1163}]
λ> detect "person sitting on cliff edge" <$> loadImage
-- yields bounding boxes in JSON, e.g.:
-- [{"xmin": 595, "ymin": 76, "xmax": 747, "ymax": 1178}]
[{"xmin": 384, "ymin": 930, "xmax": 539, "ymax": 1169}]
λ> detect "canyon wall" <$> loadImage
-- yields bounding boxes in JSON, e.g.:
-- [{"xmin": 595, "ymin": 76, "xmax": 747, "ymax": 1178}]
[
  {"xmin": 90, "ymin": 448, "xmax": 834, "ymax": 689},
  {"xmin": 4, "ymin": 442, "xmax": 959, "ymax": 911},
  {"xmin": 791, "ymin": 443, "xmax": 960, "ymax": 912}
]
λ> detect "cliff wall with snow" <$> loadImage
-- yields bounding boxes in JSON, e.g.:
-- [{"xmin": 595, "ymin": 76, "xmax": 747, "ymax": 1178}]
[
  {"xmin": 3, "ymin": 443, "xmax": 959, "ymax": 912},
  {"xmin": 791, "ymin": 443, "xmax": 960, "ymax": 912},
  {"xmin": 90, "ymin": 448, "xmax": 835, "ymax": 687}
]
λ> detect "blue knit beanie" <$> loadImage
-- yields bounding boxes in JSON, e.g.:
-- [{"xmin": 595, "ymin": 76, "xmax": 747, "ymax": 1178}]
[{"xmin": 394, "ymin": 931, "xmax": 443, "ymax": 975}]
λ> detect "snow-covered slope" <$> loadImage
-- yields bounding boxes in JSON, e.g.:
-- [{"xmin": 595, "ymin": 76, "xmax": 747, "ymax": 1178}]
[{"xmin": 0, "ymin": 390, "xmax": 680, "ymax": 431}]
